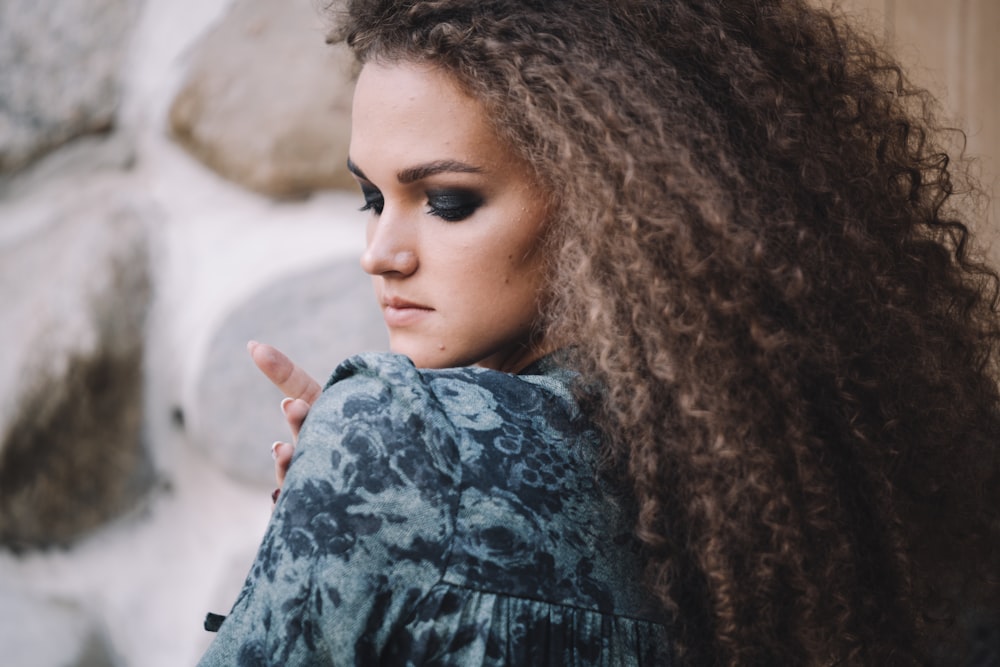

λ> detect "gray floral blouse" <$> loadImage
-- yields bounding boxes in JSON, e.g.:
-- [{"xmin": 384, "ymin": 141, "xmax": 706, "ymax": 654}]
[{"xmin": 198, "ymin": 353, "xmax": 673, "ymax": 666}]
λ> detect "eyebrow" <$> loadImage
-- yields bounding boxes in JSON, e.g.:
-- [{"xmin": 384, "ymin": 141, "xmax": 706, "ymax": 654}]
[{"xmin": 346, "ymin": 158, "xmax": 484, "ymax": 184}]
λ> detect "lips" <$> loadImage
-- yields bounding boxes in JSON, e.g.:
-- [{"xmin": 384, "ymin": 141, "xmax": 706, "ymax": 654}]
[{"xmin": 381, "ymin": 296, "xmax": 433, "ymax": 327}]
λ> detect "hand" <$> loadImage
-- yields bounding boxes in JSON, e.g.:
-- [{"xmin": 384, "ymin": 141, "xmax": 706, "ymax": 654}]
[{"xmin": 247, "ymin": 341, "xmax": 321, "ymax": 492}]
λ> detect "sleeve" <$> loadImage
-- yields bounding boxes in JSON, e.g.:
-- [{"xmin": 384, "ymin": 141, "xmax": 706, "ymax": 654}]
[{"xmin": 198, "ymin": 356, "xmax": 461, "ymax": 666}]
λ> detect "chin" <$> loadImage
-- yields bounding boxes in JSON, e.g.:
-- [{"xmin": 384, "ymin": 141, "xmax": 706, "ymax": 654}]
[
  {"xmin": 388, "ymin": 331, "xmax": 461, "ymax": 369},
  {"xmin": 390, "ymin": 342, "xmax": 448, "ymax": 369}
]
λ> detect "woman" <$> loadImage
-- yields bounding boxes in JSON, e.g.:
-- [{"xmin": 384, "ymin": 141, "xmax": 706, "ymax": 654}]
[{"xmin": 200, "ymin": 0, "xmax": 1000, "ymax": 664}]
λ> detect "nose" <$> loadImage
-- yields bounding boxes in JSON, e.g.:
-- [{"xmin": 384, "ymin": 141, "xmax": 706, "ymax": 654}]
[{"xmin": 360, "ymin": 212, "xmax": 418, "ymax": 277}]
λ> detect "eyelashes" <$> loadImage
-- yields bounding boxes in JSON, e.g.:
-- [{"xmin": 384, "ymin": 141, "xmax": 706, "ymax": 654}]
[
  {"xmin": 426, "ymin": 189, "xmax": 484, "ymax": 222},
  {"xmin": 358, "ymin": 186, "xmax": 483, "ymax": 223},
  {"xmin": 359, "ymin": 187, "xmax": 384, "ymax": 215}
]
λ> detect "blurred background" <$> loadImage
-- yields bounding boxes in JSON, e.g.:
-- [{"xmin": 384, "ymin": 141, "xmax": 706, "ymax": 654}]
[{"xmin": 0, "ymin": 0, "xmax": 996, "ymax": 665}]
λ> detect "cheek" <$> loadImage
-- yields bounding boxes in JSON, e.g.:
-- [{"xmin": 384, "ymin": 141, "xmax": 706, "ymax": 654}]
[
  {"xmin": 494, "ymin": 254, "xmax": 546, "ymax": 314},
  {"xmin": 496, "ymin": 227, "xmax": 547, "ymax": 297},
  {"xmin": 444, "ymin": 206, "xmax": 548, "ymax": 303},
  {"xmin": 500, "ymin": 213, "xmax": 546, "ymax": 266},
  {"xmin": 507, "ymin": 232, "xmax": 547, "ymax": 285}
]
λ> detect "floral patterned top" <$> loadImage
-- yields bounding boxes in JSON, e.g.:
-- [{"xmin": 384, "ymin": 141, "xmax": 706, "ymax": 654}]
[{"xmin": 198, "ymin": 352, "xmax": 673, "ymax": 666}]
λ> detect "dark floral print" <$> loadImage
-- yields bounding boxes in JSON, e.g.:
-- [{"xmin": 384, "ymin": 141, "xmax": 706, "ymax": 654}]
[{"xmin": 198, "ymin": 353, "xmax": 673, "ymax": 666}]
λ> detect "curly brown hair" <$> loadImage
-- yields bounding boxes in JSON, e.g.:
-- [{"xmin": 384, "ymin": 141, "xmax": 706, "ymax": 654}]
[{"xmin": 329, "ymin": 0, "xmax": 1000, "ymax": 664}]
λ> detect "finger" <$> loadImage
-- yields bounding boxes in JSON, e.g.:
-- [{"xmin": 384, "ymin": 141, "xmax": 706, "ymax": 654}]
[
  {"xmin": 271, "ymin": 441, "xmax": 295, "ymax": 486},
  {"xmin": 280, "ymin": 397, "xmax": 311, "ymax": 440},
  {"xmin": 248, "ymin": 341, "xmax": 322, "ymax": 405}
]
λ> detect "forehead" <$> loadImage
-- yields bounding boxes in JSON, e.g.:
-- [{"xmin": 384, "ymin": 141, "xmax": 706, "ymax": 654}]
[{"xmin": 349, "ymin": 62, "xmax": 505, "ymax": 170}]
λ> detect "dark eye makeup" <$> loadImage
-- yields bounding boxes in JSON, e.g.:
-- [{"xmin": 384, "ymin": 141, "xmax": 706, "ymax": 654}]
[
  {"xmin": 426, "ymin": 189, "xmax": 484, "ymax": 222},
  {"xmin": 358, "ymin": 185, "xmax": 384, "ymax": 215},
  {"xmin": 357, "ymin": 186, "xmax": 484, "ymax": 223}
]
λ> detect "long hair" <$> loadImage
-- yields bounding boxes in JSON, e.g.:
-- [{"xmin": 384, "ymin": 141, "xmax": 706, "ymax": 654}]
[{"xmin": 329, "ymin": 1, "xmax": 1000, "ymax": 663}]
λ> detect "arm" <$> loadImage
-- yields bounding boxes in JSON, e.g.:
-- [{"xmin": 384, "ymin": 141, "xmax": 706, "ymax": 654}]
[{"xmin": 199, "ymin": 358, "xmax": 461, "ymax": 666}]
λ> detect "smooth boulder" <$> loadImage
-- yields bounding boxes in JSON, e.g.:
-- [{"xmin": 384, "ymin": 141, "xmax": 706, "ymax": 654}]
[
  {"xmin": 0, "ymin": 178, "xmax": 154, "ymax": 552},
  {"xmin": 0, "ymin": 0, "xmax": 139, "ymax": 175},
  {"xmin": 188, "ymin": 259, "xmax": 387, "ymax": 485},
  {"xmin": 169, "ymin": 0, "xmax": 356, "ymax": 199},
  {"xmin": 0, "ymin": 589, "xmax": 117, "ymax": 667}
]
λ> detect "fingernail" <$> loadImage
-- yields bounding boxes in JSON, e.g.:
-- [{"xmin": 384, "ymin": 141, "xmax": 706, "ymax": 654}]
[
  {"xmin": 271, "ymin": 441, "xmax": 281, "ymax": 460},
  {"xmin": 247, "ymin": 340, "xmax": 258, "ymax": 352},
  {"xmin": 280, "ymin": 397, "xmax": 293, "ymax": 415}
]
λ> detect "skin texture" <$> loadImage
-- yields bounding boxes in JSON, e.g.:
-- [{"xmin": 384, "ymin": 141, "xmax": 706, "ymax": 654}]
[
  {"xmin": 350, "ymin": 61, "xmax": 551, "ymax": 373},
  {"xmin": 256, "ymin": 62, "xmax": 552, "ymax": 495}
]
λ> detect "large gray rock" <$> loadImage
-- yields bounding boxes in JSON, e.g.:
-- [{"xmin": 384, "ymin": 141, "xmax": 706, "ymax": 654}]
[
  {"xmin": 0, "ymin": 178, "xmax": 155, "ymax": 552},
  {"xmin": 188, "ymin": 259, "xmax": 387, "ymax": 485},
  {"xmin": 0, "ymin": 589, "xmax": 118, "ymax": 667},
  {"xmin": 169, "ymin": 0, "xmax": 356, "ymax": 199},
  {"xmin": 0, "ymin": 0, "xmax": 139, "ymax": 175},
  {"xmin": 0, "ymin": 130, "xmax": 136, "ymax": 202}
]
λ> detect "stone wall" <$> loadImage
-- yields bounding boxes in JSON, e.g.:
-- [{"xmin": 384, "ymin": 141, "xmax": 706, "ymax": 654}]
[
  {"xmin": 0, "ymin": 0, "xmax": 384, "ymax": 665},
  {"xmin": 0, "ymin": 1, "xmax": 996, "ymax": 665}
]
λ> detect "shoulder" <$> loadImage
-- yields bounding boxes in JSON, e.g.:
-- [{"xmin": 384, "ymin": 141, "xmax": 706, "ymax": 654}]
[
  {"xmin": 274, "ymin": 354, "xmax": 471, "ymax": 573},
  {"xmin": 292, "ymin": 353, "xmax": 466, "ymax": 493},
  {"xmin": 292, "ymin": 352, "xmax": 592, "ymax": 500},
  {"xmin": 315, "ymin": 351, "xmax": 583, "ymax": 435}
]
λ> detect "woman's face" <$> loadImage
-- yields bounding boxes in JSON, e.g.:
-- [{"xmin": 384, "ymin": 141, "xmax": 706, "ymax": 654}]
[{"xmin": 349, "ymin": 61, "xmax": 551, "ymax": 372}]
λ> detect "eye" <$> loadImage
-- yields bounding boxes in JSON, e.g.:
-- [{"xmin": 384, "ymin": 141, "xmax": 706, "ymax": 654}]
[
  {"xmin": 426, "ymin": 189, "xmax": 484, "ymax": 222},
  {"xmin": 358, "ymin": 185, "xmax": 384, "ymax": 215}
]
